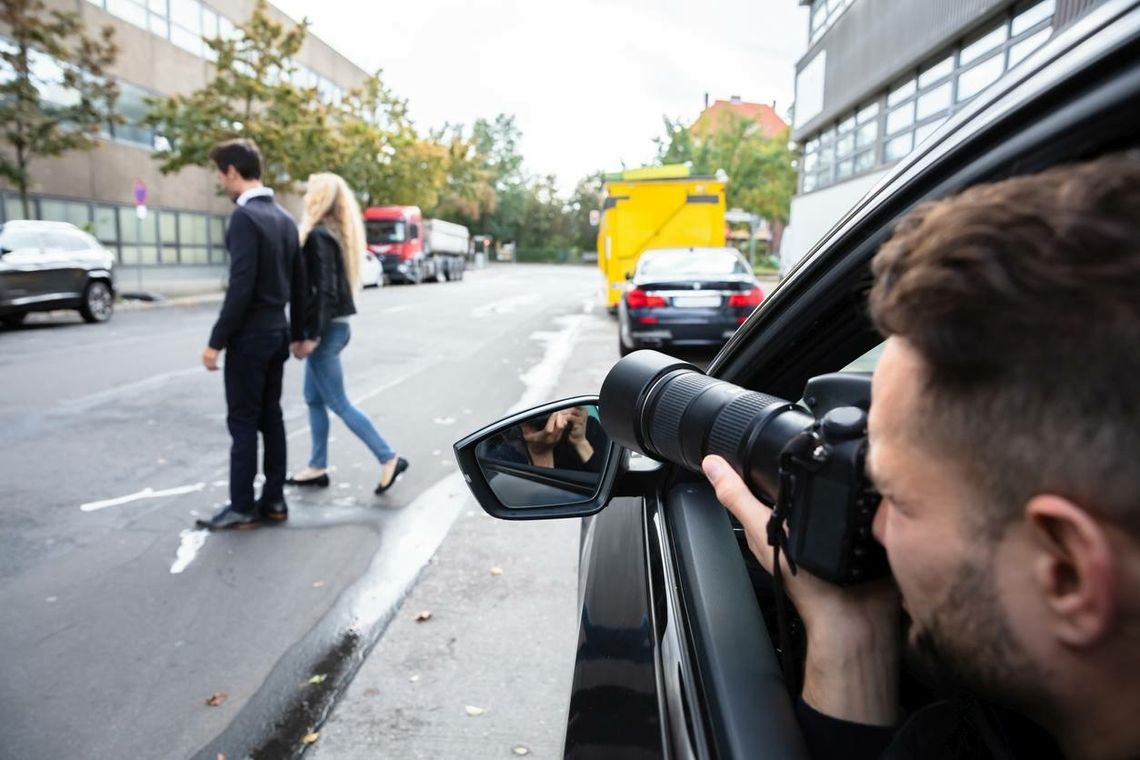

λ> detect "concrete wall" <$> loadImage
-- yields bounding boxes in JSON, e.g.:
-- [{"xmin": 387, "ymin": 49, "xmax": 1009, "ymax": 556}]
[{"xmin": 781, "ymin": 168, "xmax": 890, "ymax": 273}]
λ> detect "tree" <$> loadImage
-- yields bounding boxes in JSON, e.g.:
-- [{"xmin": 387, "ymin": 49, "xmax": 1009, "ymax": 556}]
[
  {"xmin": 0, "ymin": 0, "xmax": 120, "ymax": 218},
  {"xmin": 144, "ymin": 0, "xmax": 337, "ymax": 192},
  {"xmin": 332, "ymin": 73, "xmax": 448, "ymax": 208},
  {"xmin": 656, "ymin": 111, "xmax": 798, "ymax": 225}
]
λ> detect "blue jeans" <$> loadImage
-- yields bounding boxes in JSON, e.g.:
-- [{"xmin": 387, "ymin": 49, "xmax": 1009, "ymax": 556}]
[{"xmin": 304, "ymin": 321, "xmax": 396, "ymax": 468}]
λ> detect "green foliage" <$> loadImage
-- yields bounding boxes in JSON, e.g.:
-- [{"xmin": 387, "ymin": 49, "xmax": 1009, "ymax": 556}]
[
  {"xmin": 144, "ymin": 0, "xmax": 336, "ymax": 192},
  {"xmin": 0, "ymin": 0, "xmax": 120, "ymax": 218},
  {"xmin": 656, "ymin": 111, "xmax": 798, "ymax": 224},
  {"xmin": 332, "ymin": 74, "xmax": 447, "ymax": 209}
]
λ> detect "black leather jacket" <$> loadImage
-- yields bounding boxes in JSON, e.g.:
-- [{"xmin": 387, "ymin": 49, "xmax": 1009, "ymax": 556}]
[{"xmin": 301, "ymin": 224, "xmax": 356, "ymax": 340}]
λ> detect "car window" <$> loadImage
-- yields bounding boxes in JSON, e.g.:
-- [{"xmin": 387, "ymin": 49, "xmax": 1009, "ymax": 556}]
[
  {"xmin": 639, "ymin": 251, "xmax": 748, "ymax": 276},
  {"xmin": 44, "ymin": 231, "xmax": 91, "ymax": 251},
  {"xmin": 0, "ymin": 228, "xmax": 43, "ymax": 251},
  {"xmin": 839, "ymin": 342, "xmax": 884, "ymax": 373}
]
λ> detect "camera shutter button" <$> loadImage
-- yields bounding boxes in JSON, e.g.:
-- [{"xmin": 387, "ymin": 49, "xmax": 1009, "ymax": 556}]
[{"xmin": 821, "ymin": 406, "xmax": 866, "ymax": 439}]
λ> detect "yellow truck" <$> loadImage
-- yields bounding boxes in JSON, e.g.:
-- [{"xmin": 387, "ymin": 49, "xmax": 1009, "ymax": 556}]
[{"xmin": 597, "ymin": 164, "xmax": 727, "ymax": 310}]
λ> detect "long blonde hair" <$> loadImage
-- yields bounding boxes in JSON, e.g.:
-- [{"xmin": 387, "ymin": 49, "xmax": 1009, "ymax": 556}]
[{"xmin": 299, "ymin": 172, "xmax": 365, "ymax": 290}]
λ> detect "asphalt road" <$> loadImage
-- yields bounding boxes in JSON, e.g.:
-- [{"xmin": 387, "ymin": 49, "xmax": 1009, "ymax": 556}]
[{"xmin": 0, "ymin": 264, "xmax": 623, "ymax": 759}]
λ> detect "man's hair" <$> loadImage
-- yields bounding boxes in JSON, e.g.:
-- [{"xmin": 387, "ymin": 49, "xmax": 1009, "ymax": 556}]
[
  {"xmin": 869, "ymin": 154, "xmax": 1140, "ymax": 536},
  {"xmin": 208, "ymin": 138, "xmax": 262, "ymax": 180}
]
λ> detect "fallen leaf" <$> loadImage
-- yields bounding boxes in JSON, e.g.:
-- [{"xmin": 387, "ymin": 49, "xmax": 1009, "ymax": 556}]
[
  {"xmin": 490, "ymin": 567, "xmax": 504, "ymax": 576},
  {"xmin": 302, "ymin": 732, "xmax": 320, "ymax": 745},
  {"xmin": 307, "ymin": 674, "xmax": 327, "ymax": 685},
  {"xmin": 364, "ymin": 688, "xmax": 380, "ymax": 697},
  {"xmin": 312, "ymin": 581, "xmax": 326, "ymax": 588},
  {"xmin": 205, "ymin": 692, "xmax": 228, "ymax": 707},
  {"xmin": 415, "ymin": 610, "xmax": 433, "ymax": 622},
  {"xmin": 465, "ymin": 705, "xmax": 486, "ymax": 717},
  {"xmin": 513, "ymin": 747, "xmax": 531, "ymax": 756}
]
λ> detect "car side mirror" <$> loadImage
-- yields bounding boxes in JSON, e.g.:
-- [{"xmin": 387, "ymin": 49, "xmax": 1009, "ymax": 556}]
[{"xmin": 453, "ymin": 396, "xmax": 623, "ymax": 520}]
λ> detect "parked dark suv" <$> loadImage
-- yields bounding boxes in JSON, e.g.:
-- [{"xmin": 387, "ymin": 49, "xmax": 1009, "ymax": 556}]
[
  {"xmin": 456, "ymin": 3, "xmax": 1140, "ymax": 757},
  {"xmin": 0, "ymin": 220, "xmax": 116, "ymax": 326}
]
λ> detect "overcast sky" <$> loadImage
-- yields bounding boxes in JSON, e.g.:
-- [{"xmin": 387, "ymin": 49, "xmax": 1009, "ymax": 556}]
[{"xmin": 271, "ymin": 0, "xmax": 809, "ymax": 192}]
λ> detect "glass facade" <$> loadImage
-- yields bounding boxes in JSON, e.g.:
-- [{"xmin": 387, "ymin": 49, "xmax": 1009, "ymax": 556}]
[
  {"xmin": 0, "ymin": 192, "xmax": 229, "ymax": 266},
  {"xmin": 85, "ymin": 0, "xmax": 345, "ymax": 102},
  {"xmin": 809, "ymin": 0, "xmax": 856, "ymax": 44},
  {"xmin": 799, "ymin": 0, "xmax": 1055, "ymax": 194}
]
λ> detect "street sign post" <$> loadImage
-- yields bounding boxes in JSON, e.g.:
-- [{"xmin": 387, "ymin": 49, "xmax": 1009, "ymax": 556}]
[{"xmin": 133, "ymin": 180, "xmax": 148, "ymax": 292}]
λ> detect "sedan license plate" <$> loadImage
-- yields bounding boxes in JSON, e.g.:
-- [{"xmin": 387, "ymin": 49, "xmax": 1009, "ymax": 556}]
[{"xmin": 672, "ymin": 295, "xmax": 721, "ymax": 308}]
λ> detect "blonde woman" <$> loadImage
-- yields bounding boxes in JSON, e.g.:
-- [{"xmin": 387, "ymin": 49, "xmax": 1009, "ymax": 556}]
[{"xmin": 285, "ymin": 173, "xmax": 408, "ymax": 494}]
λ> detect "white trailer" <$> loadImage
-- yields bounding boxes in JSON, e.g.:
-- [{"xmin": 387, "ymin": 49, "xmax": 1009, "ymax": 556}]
[{"xmin": 423, "ymin": 219, "xmax": 470, "ymax": 281}]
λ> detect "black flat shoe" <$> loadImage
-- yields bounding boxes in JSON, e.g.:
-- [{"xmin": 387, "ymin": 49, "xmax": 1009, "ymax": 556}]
[
  {"xmin": 196, "ymin": 506, "xmax": 262, "ymax": 531},
  {"xmin": 284, "ymin": 473, "xmax": 329, "ymax": 488},
  {"xmin": 257, "ymin": 499, "xmax": 288, "ymax": 523},
  {"xmin": 374, "ymin": 457, "xmax": 409, "ymax": 495}
]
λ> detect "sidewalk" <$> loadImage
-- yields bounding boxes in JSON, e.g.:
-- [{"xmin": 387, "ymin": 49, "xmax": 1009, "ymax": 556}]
[{"xmin": 309, "ymin": 503, "xmax": 580, "ymax": 759}]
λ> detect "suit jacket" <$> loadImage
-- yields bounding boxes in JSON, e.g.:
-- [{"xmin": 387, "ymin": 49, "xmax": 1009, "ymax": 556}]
[{"xmin": 208, "ymin": 195, "xmax": 305, "ymax": 350}]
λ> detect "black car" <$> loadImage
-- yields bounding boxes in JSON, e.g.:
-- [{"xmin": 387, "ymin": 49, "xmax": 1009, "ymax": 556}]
[
  {"xmin": 617, "ymin": 247, "xmax": 763, "ymax": 357},
  {"xmin": 0, "ymin": 220, "xmax": 116, "ymax": 326},
  {"xmin": 456, "ymin": 4, "xmax": 1140, "ymax": 757}
]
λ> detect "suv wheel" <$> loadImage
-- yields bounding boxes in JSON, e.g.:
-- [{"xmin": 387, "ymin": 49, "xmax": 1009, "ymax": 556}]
[{"xmin": 79, "ymin": 280, "xmax": 113, "ymax": 323}]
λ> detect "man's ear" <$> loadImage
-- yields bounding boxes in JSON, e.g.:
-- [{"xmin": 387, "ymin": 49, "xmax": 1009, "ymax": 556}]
[{"xmin": 1025, "ymin": 495, "xmax": 1118, "ymax": 647}]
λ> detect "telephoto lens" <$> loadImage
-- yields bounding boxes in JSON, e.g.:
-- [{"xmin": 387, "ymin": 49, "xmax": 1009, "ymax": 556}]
[
  {"xmin": 599, "ymin": 349, "xmax": 813, "ymax": 505},
  {"xmin": 599, "ymin": 350, "xmax": 887, "ymax": 585}
]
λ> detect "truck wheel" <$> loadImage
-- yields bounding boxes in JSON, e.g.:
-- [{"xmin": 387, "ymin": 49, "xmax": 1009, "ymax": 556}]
[
  {"xmin": 79, "ymin": 280, "xmax": 114, "ymax": 323},
  {"xmin": 435, "ymin": 262, "xmax": 447, "ymax": 284}
]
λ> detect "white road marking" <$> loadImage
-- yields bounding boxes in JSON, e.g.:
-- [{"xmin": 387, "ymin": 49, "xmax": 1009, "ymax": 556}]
[
  {"xmin": 510, "ymin": 314, "xmax": 587, "ymax": 414},
  {"xmin": 471, "ymin": 294, "xmax": 540, "ymax": 318},
  {"xmin": 170, "ymin": 529, "xmax": 208, "ymax": 574},
  {"xmin": 80, "ymin": 482, "xmax": 206, "ymax": 512}
]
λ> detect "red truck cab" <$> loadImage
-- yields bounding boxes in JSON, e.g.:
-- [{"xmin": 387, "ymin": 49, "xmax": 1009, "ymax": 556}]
[{"xmin": 363, "ymin": 205, "xmax": 425, "ymax": 284}]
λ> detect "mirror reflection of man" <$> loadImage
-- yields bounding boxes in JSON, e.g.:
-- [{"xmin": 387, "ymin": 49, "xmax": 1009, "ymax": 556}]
[{"xmin": 704, "ymin": 156, "xmax": 1140, "ymax": 760}]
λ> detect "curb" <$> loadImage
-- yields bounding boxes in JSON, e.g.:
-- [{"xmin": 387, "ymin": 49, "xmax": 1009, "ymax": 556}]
[{"xmin": 116, "ymin": 291, "xmax": 226, "ymax": 311}]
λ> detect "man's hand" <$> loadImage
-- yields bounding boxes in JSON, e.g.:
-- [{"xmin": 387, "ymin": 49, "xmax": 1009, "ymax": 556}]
[
  {"xmin": 702, "ymin": 454, "xmax": 902, "ymax": 725},
  {"xmin": 291, "ymin": 339, "xmax": 319, "ymax": 360},
  {"xmin": 202, "ymin": 347, "xmax": 220, "ymax": 371},
  {"xmin": 564, "ymin": 406, "xmax": 589, "ymax": 444}
]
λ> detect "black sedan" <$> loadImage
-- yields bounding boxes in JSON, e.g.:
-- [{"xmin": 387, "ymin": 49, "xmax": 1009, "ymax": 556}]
[
  {"xmin": 617, "ymin": 247, "xmax": 763, "ymax": 356},
  {"xmin": 455, "ymin": 6, "xmax": 1140, "ymax": 757}
]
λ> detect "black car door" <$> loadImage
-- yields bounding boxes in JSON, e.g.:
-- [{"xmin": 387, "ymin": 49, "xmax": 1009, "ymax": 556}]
[
  {"xmin": 42, "ymin": 230, "xmax": 94, "ymax": 297},
  {"xmin": 0, "ymin": 228, "xmax": 49, "ymax": 306}
]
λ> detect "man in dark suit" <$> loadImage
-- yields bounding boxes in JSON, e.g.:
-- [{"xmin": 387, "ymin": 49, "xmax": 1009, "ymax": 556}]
[{"xmin": 197, "ymin": 139, "xmax": 309, "ymax": 531}]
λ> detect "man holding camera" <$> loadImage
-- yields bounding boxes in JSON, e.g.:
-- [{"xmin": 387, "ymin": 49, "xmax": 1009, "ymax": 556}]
[{"xmin": 703, "ymin": 155, "xmax": 1140, "ymax": 760}]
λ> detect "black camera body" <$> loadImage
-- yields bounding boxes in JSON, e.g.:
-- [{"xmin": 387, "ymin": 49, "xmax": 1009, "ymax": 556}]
[
  {"xmin": 600, "ymin": 350, "xmax": 888, "ymax": 586},
  {"xmin": 775, "ymin": 374, "xmax": 887, "ymax": 585}
]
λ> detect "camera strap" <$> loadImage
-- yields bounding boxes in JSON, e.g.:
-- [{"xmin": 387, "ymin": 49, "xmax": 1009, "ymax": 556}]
[{"xmin": 769, "ymin": 431, "xmax": 820, "ymax": 698}]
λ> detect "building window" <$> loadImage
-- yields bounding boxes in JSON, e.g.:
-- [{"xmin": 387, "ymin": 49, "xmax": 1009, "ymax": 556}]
[
  {"xmin": 798, "ymin": 0, "xmax": 1056, "ymax": 194},
  {"xmin": 809, "ymin": 0, "xmax": 855, "ymax": 44}
]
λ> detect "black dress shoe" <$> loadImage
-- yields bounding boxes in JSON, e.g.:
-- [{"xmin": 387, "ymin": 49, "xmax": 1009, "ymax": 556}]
[
  {"xmin": 258, "ymin": 499, "xmax": 288, "ymax": 523},
  {"xmin": 196, "ymin": 506, "xmax": 262, "ymax": 531},
  {"xmin": 284, "ymin": 473, "xmax": 330, "ymax": 488},
  {"xmin": 374, "ymin": 457, "xmax": 409, "ymax": 495}
]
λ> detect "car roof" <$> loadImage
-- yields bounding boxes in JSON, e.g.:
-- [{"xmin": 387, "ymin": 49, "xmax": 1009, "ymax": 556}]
[{"xmin": 2, "ymin": 220, "xmax": 83, "ymax": 231}]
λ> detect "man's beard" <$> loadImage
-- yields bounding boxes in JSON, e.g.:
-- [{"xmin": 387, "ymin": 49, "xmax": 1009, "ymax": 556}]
[{"xmin": 902, "ymin": 555, "xmax": 1049, "ymax": 713}]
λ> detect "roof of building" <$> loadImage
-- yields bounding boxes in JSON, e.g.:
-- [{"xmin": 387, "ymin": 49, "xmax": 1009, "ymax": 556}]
[{"xmin": 692, "ymin": 98, "xmax": 789, "ymax": 139}]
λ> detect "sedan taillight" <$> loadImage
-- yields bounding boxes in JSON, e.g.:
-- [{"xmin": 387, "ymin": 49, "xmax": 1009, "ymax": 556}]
[
  {"xmin": 728, "ymin": 287, "xmax": 764, "ymax": 309},
  {"xmin": 626, "ymin": 287, "xmax": 667, "ymax": 309}
]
